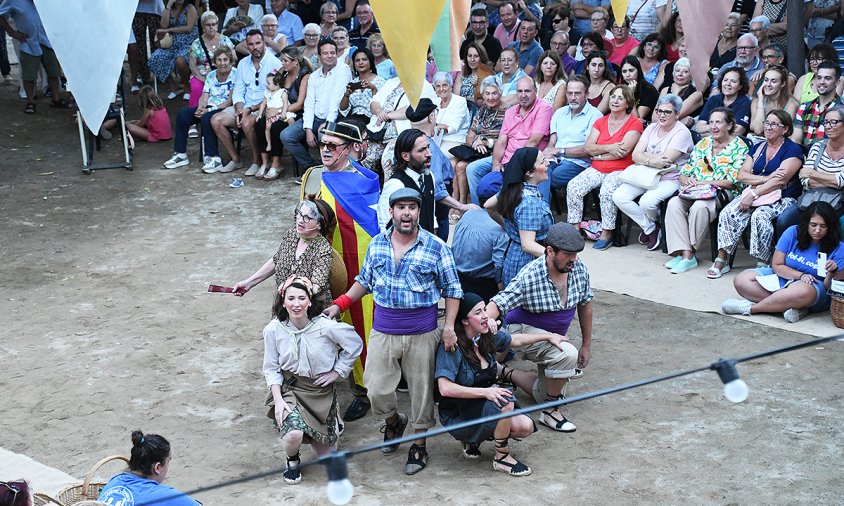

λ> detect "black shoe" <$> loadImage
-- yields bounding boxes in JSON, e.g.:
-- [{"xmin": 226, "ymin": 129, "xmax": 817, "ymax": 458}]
[
  {"xmin": 404, "ymin": 443, "xmax": 428, "ymax": 475},
  {"xmin": 283, "ymin": 453, "xmax": 302, "ymax": 484},
  {"xmin": 342, "ymin": 398, "xmax": 370, "ymax": 421},
  {"xmin": 380, "ymin": 413, "xmax": 408, "ymax": 454}
]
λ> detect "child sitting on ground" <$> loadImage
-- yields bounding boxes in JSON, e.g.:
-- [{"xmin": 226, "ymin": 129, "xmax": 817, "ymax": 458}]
[
  {"xmin": 121, "ymin": 85, "xmax": 173, "ymax": 143},
  {"xmin": 257, "ymin": 72, "xmax": 288, "ymax": 179}
]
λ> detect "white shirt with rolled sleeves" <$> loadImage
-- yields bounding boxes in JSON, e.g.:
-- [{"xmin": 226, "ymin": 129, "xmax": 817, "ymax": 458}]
[
  {"xmin": 368, "ymin": 77, "xmax": 437, "ymax": 135},
  {"xmin": 232, "ymin": 50, "xmax": 282, "ymax": 109},
  {"xmin": 303, "ymin": 62, "xmax": 353, "ymax": 127}
]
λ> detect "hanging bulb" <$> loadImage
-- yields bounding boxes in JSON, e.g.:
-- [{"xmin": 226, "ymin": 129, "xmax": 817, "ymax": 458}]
[
  {"xmin": 712, "ymin": 359, "xmax": 749, "ymax": 403},
  {"xmin": 325, "ymin": 454, "xmax": 354, "ymax": 505}
]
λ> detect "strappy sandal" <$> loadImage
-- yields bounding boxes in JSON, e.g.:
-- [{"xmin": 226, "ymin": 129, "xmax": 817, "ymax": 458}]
[
  {"xmin": 499, "ymin": 364, "xmax": 516, "ymax": 386},
  {"xmin": 707, "ymin": 257, "xmax": 731, "ymax": 279},
  {"xmin": 538, "ymin": 400, "xmax": 577, "ymax": 433},
  {"xmin": 492, "ymin": 437, "xmax": 531, "ymax": 477},
  {"xmin": 283, "ymin": 453, "xmax": 302, "ymax": 484},
  {"xmin": 404, "ymin": 443, "xmax": 428, "ymax": 475}
]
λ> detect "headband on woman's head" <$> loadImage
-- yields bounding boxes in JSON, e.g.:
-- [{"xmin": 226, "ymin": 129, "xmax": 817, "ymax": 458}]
[{"xmin": 280, "ymin": 275, "xmax": 316, "ymax": 295}]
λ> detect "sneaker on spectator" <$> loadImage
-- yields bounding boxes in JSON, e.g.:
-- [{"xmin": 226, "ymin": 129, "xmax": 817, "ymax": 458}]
[
  {"xmin": 3, "ymin": 75, "xmax": 13, "ymax": 85},
  {"xmin": 164, "ymin": 152, "xmax": 190, "ymax": 169},
  {"xmin": 166, "ymin": 90, "xmax": 180, "ymax": 100},
  {"xmin": 188, "ymin": 125, "xmax": 199, "ymax": 138},
  {"xmin": 99, "ymin": 127, "xmax": 112, "ymax": 140},
  {"xmin": 131, "ymin": 84, "xmax": 140, "ymax": 94},
  {"xmin": 244, "ymin": 164, "xmax": 260, "ymax": 176},
  {"xmin": 182, "ymin": 92, "xmax": 190, "ymax": 101},
  {"xmin": 721, "ymin": 298, "xmax": 753, "ymax": 316},
  {"xmin": 219, "ymin": 160, "xmax": 243, "ymax": 173},
  {"xmin": 783, "ymin": 307, "xmax": 808, "ymax": 323},
  {"xmin": 202, "ymin": 157, "xmax": 223, "ymax": 173},
  {"xmin": 645, "ymin": 227, "xmax": 661, "ymax": 251}
]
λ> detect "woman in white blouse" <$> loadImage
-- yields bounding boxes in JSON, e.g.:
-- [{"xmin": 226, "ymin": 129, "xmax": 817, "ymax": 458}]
[
  {"xmin": 263, "ymin": 276, "xmax": 362, "ymax": 486},
  {"xmin": 432, "ymin": 71, "xmax": 471, "ymax": 154}
]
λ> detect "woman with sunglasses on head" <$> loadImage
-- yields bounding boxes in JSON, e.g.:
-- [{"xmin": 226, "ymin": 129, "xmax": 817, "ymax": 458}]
[
  {"xmin": 233, "ymin": 198, "xmax": 337, "ymax": 309},
  {"xmin": 636, "ymin": 33, "xmax": 667, "ymax": 85},
  {"xmin": 792, "ymin": 43, "xmax": 844, "ymax": 104},
  {"xmin": 263, "ymin": 275, "xmax": 362, "ymax": 485}
]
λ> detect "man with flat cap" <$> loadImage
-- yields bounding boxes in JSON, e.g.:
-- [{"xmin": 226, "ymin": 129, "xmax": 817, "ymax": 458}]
[
  {"xmin": 484, "ymin": 222, "xmax": 594, "ymax": 434},
  {"xmin": 376, "ymin": 98, "xmax": 478, "ymax": 238},
  {"xmin": 326, "ymin": 187, "xmax": 463, "ymax": 476}
]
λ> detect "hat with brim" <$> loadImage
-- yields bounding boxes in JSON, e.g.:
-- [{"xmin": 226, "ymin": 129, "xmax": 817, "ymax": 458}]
[
  {"xmin": 322, "ymin": 121, "xmax": 363, "ymax": 143},
  {"xmin": 405, "ymin": 98, "xmax": 437, "ymax": 123},
  {"xmin": 389, "ymin": 187, "xmax": 423, "ymax": 207}
]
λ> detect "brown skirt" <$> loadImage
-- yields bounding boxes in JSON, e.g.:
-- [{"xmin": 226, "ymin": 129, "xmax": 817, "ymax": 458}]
[{"xmin": 266, "ymin": 373, "xmax": 340, "ymax": 447}]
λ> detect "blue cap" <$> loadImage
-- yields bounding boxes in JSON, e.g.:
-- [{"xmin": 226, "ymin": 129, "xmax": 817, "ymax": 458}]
[{"xmin": 477, "ymin": 171, "xmax": 503, "ymax": 200}]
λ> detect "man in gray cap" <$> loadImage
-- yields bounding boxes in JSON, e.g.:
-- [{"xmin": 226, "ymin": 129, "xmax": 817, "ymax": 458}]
[
  {"xmin": 325, "ymin": 186, "xmax": 463, "ymax": 476},
  {"xmin": 484, "ymin": 222, "xmax": 594, "ymax": 434}
]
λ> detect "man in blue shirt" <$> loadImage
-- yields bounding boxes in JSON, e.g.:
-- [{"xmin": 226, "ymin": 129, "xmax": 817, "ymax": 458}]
[
  {"xmin": 571, "ymin": 0, "xmax": 611, "ymax": 36},
  {"xmin": 269, "ymin": 0, "xmax": 304, "ymax": 46},
  {"xmin": 713, "ymin": 33, "xmax": 765, "ymax": 91},
  {"xmin": 507, "ymin": 18, "xmax": 543, "ymax": 76},
  {"xmin": 326, "ymin": 187, "xmax": 463, "ymax": 476}
]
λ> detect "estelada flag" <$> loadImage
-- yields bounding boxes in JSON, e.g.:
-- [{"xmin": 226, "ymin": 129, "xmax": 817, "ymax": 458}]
[{"xmin": 320, "ymin": 161, "xmax": 380, "ymax": 388}]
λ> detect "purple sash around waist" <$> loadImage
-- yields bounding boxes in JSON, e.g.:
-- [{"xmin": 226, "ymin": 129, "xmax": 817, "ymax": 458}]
[
  {"xmin": 373, "ymin": 304, "xmax": 439, "ymax": 335},
  {"xmin": 505, "ymin": 306, "xmax": 576, "ymax": 336}
]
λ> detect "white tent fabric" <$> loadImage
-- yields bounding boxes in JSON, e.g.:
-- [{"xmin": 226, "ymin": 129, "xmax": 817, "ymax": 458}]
[{"xmin": 34, "ymin": 0, "xmax": 138, "ymax": 132}]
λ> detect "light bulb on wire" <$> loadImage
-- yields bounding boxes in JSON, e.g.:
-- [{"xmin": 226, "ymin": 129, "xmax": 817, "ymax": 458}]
[
  {"xmin": 712, "ymin": 359, "xmax": 749, "ymax": 403},
  {"xmin": 325, "ymin": 453, "xmax": 354, "ymax": 505}
]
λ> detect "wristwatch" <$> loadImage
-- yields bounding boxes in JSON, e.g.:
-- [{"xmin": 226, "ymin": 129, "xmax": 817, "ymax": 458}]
[{"xmin": 560, "ymin": 147, "xmax": 566, "ymax": 158}]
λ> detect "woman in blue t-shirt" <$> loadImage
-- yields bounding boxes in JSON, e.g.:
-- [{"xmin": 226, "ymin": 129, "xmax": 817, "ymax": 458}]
[
  {"xmin": 722, "ymin": 202, "xmax": 844, "ymax": 323},
  {"xmin": 98, "ymin": 431, "xmax": 199, "ymax": 506}
]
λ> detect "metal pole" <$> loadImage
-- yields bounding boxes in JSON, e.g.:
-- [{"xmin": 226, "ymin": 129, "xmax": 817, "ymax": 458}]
[
  {"xmin": 77, "ymin": 111, "xmax": 89, "ymax": 167},
  {"xmin": 786, "ymin": 0, "xmax": 806, "ymax": 76},
  {"xmin": 146, "ymin": 30, "xmax": 157, "ymax": 95}
]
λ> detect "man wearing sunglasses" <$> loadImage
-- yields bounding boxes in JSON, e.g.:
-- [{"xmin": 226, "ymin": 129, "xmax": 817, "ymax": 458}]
[
  {"xmin": 300, "ymin": 121, "xmax": 367, "ymax": 199},
  {"xmin": 210, "ymin": 29, "xmax": 281, "ymax": 174}
]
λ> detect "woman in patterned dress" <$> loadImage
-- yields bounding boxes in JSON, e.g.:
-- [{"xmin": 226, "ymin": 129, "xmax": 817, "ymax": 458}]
[{"xmin": 148, "ymin": 0, "xmax": 198, "ymax": 100}]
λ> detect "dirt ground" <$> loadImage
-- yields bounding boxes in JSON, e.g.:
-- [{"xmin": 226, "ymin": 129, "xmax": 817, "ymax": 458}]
[{"xmin": 1, "ymin": 75, "xmax": 843, "ymax": 506}]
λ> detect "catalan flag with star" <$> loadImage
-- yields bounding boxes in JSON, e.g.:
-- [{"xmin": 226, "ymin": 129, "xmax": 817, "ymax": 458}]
[{"xmin": 320, "ymin": 160, "xmax": 380, "ymax": 388}]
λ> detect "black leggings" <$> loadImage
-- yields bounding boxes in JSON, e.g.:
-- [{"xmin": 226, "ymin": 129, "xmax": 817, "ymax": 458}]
[{"xmin": 255, "ymin": 116, "xmax": 289, "ymax": 157}]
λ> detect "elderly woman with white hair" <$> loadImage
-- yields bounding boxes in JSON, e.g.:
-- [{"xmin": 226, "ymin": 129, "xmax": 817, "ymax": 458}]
[
  {"xmin": 433, "ymin": 71, "xmax": 472, "ymax": 154},
  {"xmin": 612, "ymin": 93, "xmax": 694, "ymax": 250},
  {"xmin": 658, "ymin": 57, "xmax": 704, "ymax": 129},
  {"xmin": 235, "ymin": 14, "xmax": 287, "ymax": 57},
  {"xmin": 710, "ymin": 12, "xmax": 740, "ymax": 70},
  {"xmin": 302, "ymin": 23, "xmax": 321, "ymax": 69},
  {"xmin": 749, "ymin": 15, "xmax": 770, "ymax": 50},
  {"xmin": 187, "ymin": 11, "xmax": 233, "ymax": 109}
]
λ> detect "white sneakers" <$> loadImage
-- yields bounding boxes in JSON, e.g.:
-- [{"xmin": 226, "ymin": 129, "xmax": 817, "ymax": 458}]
[
  {"xmin": 188, "ymin": 125, "xmax": 199, "ymax": 138},
  {"xmin": 202, "ymin": 156, "xmax": 223, "ymax": 173},
  {"xmin": 163, "ymin": 152, "xmax": 189, "ymax": 169}
]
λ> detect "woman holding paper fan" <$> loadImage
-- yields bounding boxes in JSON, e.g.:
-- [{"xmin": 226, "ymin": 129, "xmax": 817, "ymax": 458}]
[{"xmin": 723, "ymin": 202, "xmax": 844, "ymax": 323}]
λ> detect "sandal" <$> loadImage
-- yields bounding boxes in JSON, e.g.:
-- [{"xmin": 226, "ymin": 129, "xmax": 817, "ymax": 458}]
[
  {"xmin": 538, "ymin": 403, "xmax": 577, "ymax": 433},
  {"xmin": 404, "ymin": 443, "xmax": 428, "ymax": 475},
  {"xmin": 499, "ymin": 364, "xmax": 516, "ymax": 386},
  {"xmin": 283, "ymin": 453, "xmax": 302, "ymax": 484},
  {"xmin": 380, "ymin": 413, "xmax": 408, "ymax": 454},
  {"xmin": 492, "ymin": 437, "xmax": 531, "ymax": 477},
  {"xmin": 24, "ymin": 103, "xmax": 36, "ymax": 114},
  {"xmin": 707, "ymin": 257, "xmax": 731, "ymax": 279}
]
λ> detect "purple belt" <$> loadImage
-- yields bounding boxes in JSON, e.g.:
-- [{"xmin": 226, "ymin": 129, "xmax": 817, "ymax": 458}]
[
  {"xmin": 373, "ymin": 304, "xmax": 439, "ymax": 335},
  {"xmin": 505, "ymin": 306, "xmax": 576, "ymax": 336}
]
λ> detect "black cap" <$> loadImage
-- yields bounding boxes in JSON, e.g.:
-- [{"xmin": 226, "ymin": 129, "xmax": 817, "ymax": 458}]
[
  {"xmin": 388, "ymin": 187, "xmax": 423, "ymax": 207},
  {"xmin": 405, "ymin": 98, "xmax": 437, "ymax": 123},
  {"xmin": 322, "ymin": 121, "xmax": 363, "ymax": 143}
]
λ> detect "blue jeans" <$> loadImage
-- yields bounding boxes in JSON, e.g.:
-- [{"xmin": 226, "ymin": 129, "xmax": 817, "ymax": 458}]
[
  {"xmin": 467, "ymin": 156, "xmax": 493, "ymax": 205},
  {"xmin": 549, "ymin": 159, "xmax": 588, "ymax": 190},
  {"xmin": 280, "ymin": 117, "xmax": 324, "ymax": 168},
  {"xmin": 174, "ymin": 107, "xmax": 223, "ymax": 156}
]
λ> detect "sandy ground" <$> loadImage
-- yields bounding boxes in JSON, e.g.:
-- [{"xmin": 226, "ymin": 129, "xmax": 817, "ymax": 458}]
[{"xmin": 1, "ymin": 72, "xmax": 843, "ymax": 505}]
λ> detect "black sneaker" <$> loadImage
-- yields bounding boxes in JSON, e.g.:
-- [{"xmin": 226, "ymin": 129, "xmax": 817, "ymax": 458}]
[
  {"xmin": 380, "ymin": 413, "xmax": 408, "ymax": 454},
  {"xmin": 404, "ymin": 443, "xmax": 428, "ymax": 475},
  {"xmin": 461, "ymin": 441, "xmax": 482, "ymax": 459},
  {"xmin": 283, "ymin": 454, "xmax": 302, "ymax": 484}
]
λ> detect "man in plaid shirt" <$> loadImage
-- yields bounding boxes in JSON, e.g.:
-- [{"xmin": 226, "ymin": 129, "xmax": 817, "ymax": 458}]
[
  {"xmin": 325, "ymin": 187, "xmax": 463, "ymax": 476},
  {"xmin": 792, "ymin": 61, "xmax": 843, "ymax": 147},
  {"xmin": 485, "ymin": 222, "xmax": 593, "ymax": 434}
]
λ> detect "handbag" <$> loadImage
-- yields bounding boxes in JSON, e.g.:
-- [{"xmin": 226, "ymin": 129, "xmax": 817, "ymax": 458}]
[
  {"xmin": 618, "ymin": 163, "xmax": 677, "ymax": 190},
  {"xmin": 740, "ymin": 187, "xmax": 782, "ymax": 207},
  {"xmin": 449, "ymin": 144, "xmax": 484, "ymax": 162},
  {"xmin": 157, "ymin": 32, "xmax": 173, "ymax": 49},
  {"xmin": 797, "ymin": 187, "xmax": 844, "ymax": 211},
  {"xmin": 678, "ymin": 183, "xmax": 719, "ymax": 201}
]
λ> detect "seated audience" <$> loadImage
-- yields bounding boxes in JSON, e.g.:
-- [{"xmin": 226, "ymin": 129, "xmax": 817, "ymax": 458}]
[
  {"xmin": 124, "ymin": 85, "xmax": 173, "ymax": 143},
  {"xmin": 664, "ymin": 107, "xmax": 748, "ymax": 274},
  {"xmin": 367, "ymin": 33, "xmax": 397, "ymax": 80},
  {"xmin": 710, "ymin": 13, "xmax": 740, "ymax": 71},
  {"xmin": 148, "ymin": 0, "xmax": 198, "ymax": 100},
  {"xmin": 433, "ymin": 72, "xmax": 471, "ymax": 154},
  {"xmin": 696, "ymin": 67, "xmax": 751, "ymax": 137},
  {"xmin": 436, "ymin": 293, "xmax": 547, "ymax": 476},
  {"xmin": 544, "ymin": 74, "xmax": 603, "ymax": 196},
  {"xmin": 535, "ymin": 50, "xmax": 567, "ymax": 111},
  {"xmin": 619, "ymin": 55, "xmax": 659, "ymax": 121},
  {"xmin": 793, "ymin": 43, "xmax": 843, "ymax": 104},
  {"xmin": 568, "ymin": 84, "xmax": 644, "ymax": 250},
  {"xmin": 582, "ymin": 51, "xmax": 613, "ymax": 114},
  {"xmin": 461, "ymin": 7, "xmax": 503, "ymax": 68},
  {"xmin": 302, "ymin": 23, "xmax": 321, "ymax": 69},
  {"xmin": 263, "ymin": 277, "xmax": 362, "ymax": 485},
  {"xmin": 332, "ymin": 26, "xmax": 353, "ymax": 65},
  {"xmin": 270, "ymin": 0, "xmax": 304, "ymax": 47},
  {"xmin": 541, "ymin": 4, "xmax": 577, "ymax": 54},
  {"xmin": 723, "ymin": 202, "xmax": 844, "ymax": 323},
  {"xmin": 748, "ymin": 15, "xmax": 770, "ymax": 52},
  {"xmin": 791, "ymin": 61, "xmax": 843, "ymax": 148},
  {"xmin": 659, "ymin": 57, "xmax": 703, "ymax": 129},
  {"xmin": 507, "ymin": 18, "xmax": 543, "ymax": 76},
  {"xmin": 318, "ymin": 2, "xmax": 339, "ymax": 40},
  {"xmin": 613, "ymin": 94, "xmax": 694, "ymax": 250},
  {"xmin": 710, "ymin": 111, "xmax": 803, "ymax": 278},
  {"xmin": 98, "ymin": 430, "xmax": 199, "ymax": 505},
  {"xmin": 455, "ymin": 42, "xmax": 493, "ymax": 105},
  {"xmin": 494, "ymin": 1, "xmax": 524, "ymax": 49},
  {"xmin": 452, "ymin": 77, "xmax": 507, "ymax": 208},
  {"xmin": 653, "ymin": 39, "xmax": 688, "ymax": 90},
  {"xmin": 748, "ymin": 44, "xmax": 796, "ymax": 92},
  {"xmin": 658, "ymin": 11, "xmax": 683, "ymax": 62},
  {"xmin": 348, "ymin": 1, "xmax": 379, "ymax": 51},
  {"xmin": 713, "ymin": 33, "xmax": 764, "ymax": 89},
  {"xmin": 571, "ymin": 31, "xmax": 610, "ymax": 74},
  {"xmin": 607, "ymin": 16, "xmax": 639, "ymax": 67},
  {"xmin": 339, "ymin": 47, "xmax": 385, "ymax": 124},
  {"xmin": 164, "ymin": 47, "xmax": 235, "ymax": 171},
  {"xmin": 749, "ymin": 65, "xmax": 798, "ymax": 137},
  {"xmin": 187, "ymin": 11, "xmax": 233, "ymax": 109},
  {"xmin": 223, "ymin": 0, "xmax": 262, "ymax": 44},
  {"xmin": 548, "ymin": 31, "xmax": 576, "ymax": 76},
  {"xmin": 636, "ymin": 33, "xmax": 668, "ymax": 85},
  {"xmin": 778, "ymin": 105, "xmax": 844, "ymax": 235},
  {"xmin": 495, "ymin": 47, "xmax": 529, "ymax": 103}
]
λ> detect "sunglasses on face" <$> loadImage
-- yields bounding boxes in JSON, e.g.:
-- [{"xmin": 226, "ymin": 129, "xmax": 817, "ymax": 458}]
[{"xmin": 319, "ymin": 141, "xmax": 349, "ymax": 152}]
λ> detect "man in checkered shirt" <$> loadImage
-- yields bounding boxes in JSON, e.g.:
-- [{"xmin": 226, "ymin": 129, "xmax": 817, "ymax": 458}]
[
  {"xmin": 792, "ymin": 61, "xmax": 843, "ymax": 148},
  {"xmin": 485, "ymin": 222, "xmax": 594, "ymax": 434}
]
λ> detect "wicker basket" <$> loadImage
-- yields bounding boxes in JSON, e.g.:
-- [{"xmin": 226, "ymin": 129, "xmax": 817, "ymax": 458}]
[
  {"xmin": 831, "ymin": 296, "xmax": 844, "ymax": 328},
  {"xmin": 33, "ymin": 455, "xmax": 128, "ymax": 506}
]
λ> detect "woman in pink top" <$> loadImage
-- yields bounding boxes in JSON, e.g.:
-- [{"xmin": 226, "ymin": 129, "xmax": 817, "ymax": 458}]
[
  {"xmin": 126, "ymin": 85, "xmax": 173, "ymax": 143},
  {"xmin": 566, "ymin": 84, "xmax": 644, "ymax": 250}
]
